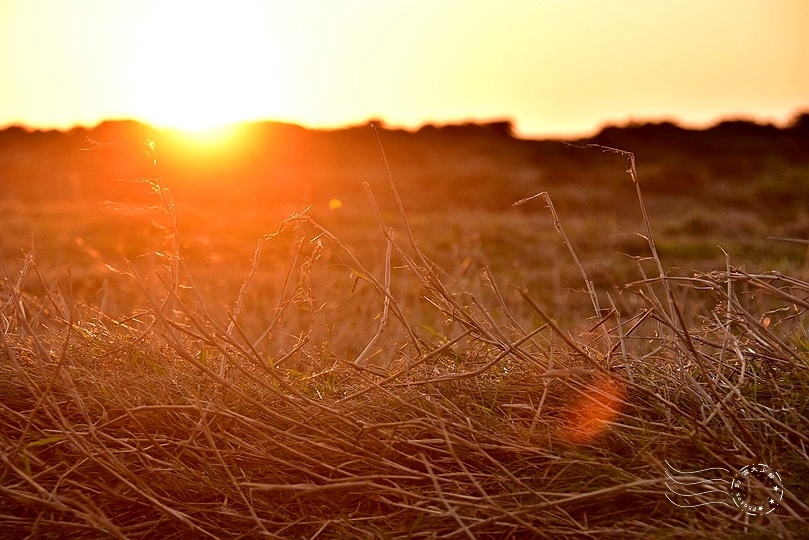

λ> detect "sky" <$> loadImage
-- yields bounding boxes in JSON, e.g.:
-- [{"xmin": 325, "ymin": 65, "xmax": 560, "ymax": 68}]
[{"xmin": 1, "ymin": 0, "xmax": 808, "ymax": 138}]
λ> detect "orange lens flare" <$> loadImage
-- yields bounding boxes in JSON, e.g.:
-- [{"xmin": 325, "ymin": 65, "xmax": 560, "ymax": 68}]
[{"xmin": 560, "ymin": 375, "xmax": 625, "ymax": 444}]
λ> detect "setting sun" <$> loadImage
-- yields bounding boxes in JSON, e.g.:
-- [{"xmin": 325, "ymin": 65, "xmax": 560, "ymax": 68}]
[
  {"xmin": 128, "ymin": 1, "xmax": 285, "ymax": 132},
  {"xmin": 0, "ymin": 1, "xmax": 807, "ymax": 136}
]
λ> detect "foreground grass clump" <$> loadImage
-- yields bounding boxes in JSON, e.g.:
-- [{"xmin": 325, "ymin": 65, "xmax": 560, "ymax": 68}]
[{"xmin": 1, "ymin": 148, "xmax": 808, "ymax": 538}]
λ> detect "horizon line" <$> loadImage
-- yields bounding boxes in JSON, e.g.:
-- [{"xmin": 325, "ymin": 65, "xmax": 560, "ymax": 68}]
[{"xmin": 2, "ymin": 108, "xmax": 808, "ymax": 141}]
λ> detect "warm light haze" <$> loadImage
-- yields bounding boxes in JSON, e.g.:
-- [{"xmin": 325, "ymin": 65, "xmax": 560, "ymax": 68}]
[{"xmin": 1, "ymin": 0, "xmax": 807, "ymax": 138}]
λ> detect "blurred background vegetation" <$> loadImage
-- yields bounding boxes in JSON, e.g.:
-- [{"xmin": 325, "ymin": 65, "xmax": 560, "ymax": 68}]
[
  {"xmin": 1, "ymin": 114, "xmax": 808, "ymax": 329},
  {"xmin": 1, "ymin": 114, "xmax": 807, "ymax": 209}
]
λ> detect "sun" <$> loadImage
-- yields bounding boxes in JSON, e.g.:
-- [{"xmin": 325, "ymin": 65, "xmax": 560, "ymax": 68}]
[{"xmin": 129, "ymin": 2, "xmax": 284, "ymax": 132}]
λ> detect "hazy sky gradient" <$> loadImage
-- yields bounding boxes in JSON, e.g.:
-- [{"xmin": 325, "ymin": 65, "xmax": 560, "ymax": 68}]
[{"xmin": 1, "ymin": 0, "xmax": 807, "ymax": 137}]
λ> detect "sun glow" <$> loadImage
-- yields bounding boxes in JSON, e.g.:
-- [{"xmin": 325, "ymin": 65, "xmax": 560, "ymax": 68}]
[
  {"xmin": 169, "ymin": 123, "xmax": 243, "ymax": 149},
  {"xmin": 129, "ymin": 1, "xmax": 284, "ymax": 132}
]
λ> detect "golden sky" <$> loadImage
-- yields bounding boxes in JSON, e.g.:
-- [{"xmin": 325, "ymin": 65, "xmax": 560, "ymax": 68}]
[{"xmin": 1, "ymin": 0, "xmax": 807, "ymax": 137}]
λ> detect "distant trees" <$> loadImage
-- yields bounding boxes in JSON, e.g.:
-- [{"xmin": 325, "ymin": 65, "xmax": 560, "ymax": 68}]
[
  {"xmin": 418, "ymin": 120, "xmax": 514, "ymax": 138},
  {"xmin": 0, "ymin": 114, "xmax": 807, "ymax": 208}
]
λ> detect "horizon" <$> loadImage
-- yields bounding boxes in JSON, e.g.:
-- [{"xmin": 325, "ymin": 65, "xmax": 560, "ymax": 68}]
[
  {"xmin": 3, "ymin": 107, "xmax": 808, "ymax": 142},
  {"xmin": 2, "ymin": 1, "xmax": 808, "ymax": 139}
]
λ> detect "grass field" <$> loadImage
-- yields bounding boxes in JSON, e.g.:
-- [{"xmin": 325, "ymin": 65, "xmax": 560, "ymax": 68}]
[{"xmin": 1, "ymin": 146, "xmax": 808, "ymax": 538}]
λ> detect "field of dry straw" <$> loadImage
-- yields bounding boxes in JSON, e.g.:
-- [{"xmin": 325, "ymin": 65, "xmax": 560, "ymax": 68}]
[{"xmin": 1, "ymin": 140, "xmax": 808, "ymax": 538}]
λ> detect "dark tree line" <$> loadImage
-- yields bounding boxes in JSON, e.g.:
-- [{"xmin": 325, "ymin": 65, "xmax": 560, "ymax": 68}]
[{"xmin": 1, "ymin": 114, "xmax": 807, "ymax": 209}]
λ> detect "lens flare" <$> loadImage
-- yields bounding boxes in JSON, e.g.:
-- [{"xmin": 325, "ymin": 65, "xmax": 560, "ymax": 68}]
[{"xmin": 560, "ymin": 375, "xmax": 625, "ymax": 444}]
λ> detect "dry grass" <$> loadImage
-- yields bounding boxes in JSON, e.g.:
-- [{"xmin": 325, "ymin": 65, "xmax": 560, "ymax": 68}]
[{"xmin": 1, "ymin": 143, "xmax": 808, "ymax": 538}]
